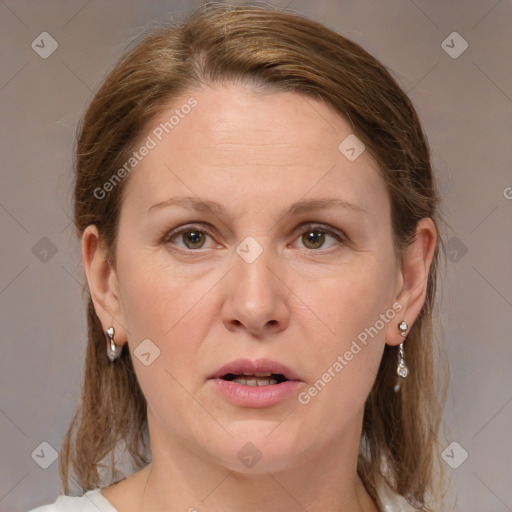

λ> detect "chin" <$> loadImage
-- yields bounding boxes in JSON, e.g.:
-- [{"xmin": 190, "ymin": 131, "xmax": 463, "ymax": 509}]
[{"xmin": 204, "ymin": 421, "xmax": 308, "ymax": 474}]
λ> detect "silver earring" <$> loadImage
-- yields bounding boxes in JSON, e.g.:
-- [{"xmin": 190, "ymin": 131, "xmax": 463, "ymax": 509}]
[
  {"xmin": 394, "ymin": 321, "xmax": 409, "ymax": 392},
  {"xmin": 105, "ymin": 326, "xmax": 122, "ymax": 361}
]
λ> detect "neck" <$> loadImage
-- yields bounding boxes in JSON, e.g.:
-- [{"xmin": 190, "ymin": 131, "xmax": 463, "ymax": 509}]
[{"xmin": 134, "ymin": 413, "xmax": 379, "ymax": 512}]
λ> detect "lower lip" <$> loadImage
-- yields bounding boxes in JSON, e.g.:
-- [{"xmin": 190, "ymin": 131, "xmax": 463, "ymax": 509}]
[{"xmin": 209, "ymin": 379, "xmax": 303, "ymax": 408}]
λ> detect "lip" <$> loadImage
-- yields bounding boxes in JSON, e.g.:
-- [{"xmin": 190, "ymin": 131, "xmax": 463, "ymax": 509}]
[
  {"xmin": 209, "ymin": 358, "xmax": 301, "ymax": 381},
  {"xmin": 208, "ymin": 358, "xmax": 303, "ymax": 408}
]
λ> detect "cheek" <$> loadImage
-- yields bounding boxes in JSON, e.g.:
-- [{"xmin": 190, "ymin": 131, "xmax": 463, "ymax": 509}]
[
  {"xmin": 117, "ymin": 246, "xmax": 211, "ymax": 340},
  {"xmin": 298, "ymin": 257, "xmax": 394, "ymax": 345},
  {"xmin": 293, "ymin": 257, "xmax": 395, "ymax": 408},
  {"xmin": 116, "ymin": 255, "xmax": 218, "ymax": 428},
  {"xmin": 116, "ymin": 249, "xmax": 224, "ymax": 406}
]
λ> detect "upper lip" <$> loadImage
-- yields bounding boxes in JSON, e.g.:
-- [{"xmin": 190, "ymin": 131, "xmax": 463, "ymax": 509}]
[{"xmin": 209, "ymin": 358, "xmax": 301, "ymax": 381}]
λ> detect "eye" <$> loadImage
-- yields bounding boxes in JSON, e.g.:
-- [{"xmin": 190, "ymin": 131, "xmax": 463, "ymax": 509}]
[
  {"xmin": 295, "ymin": 224, "xmax": 344, "ymax": 250},
  {"xmin": 163, "ymin": 226, "xmax": 217, "ymax": 250},
  {"xmin": 162, "ymin": 223, "xmax": 345, "ymax": 252}
]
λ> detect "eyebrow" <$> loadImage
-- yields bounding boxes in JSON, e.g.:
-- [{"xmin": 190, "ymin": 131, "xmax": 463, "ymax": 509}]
[{"xmin": 148, "ymin": 196, "xmax": 367, "ymax": 217}]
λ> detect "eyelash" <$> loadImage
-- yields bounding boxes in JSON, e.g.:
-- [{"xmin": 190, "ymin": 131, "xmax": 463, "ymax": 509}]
[{"xmin": 161, "ymin": 223, "xmax": 346, "ymax": 252}]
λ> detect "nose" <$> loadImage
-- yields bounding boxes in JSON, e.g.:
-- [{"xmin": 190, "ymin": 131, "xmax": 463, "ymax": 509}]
[{"xmin": 221, "ymin": 242, "xmax": 290, "ymax": 338}]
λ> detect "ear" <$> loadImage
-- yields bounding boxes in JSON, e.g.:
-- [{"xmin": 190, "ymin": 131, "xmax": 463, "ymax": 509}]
[
  {"xmin": 386, "ymin": 217, "xmax": 437, "ymax": 346},
  {"xmin": 82, "ymin": 224, "xmax": 128, "ymax": 345}
]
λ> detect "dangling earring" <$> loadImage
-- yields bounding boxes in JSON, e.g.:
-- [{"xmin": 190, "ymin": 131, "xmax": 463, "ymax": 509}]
[
  {"xmin": 105, "ymin": 326, "xmax": 122, "ymax": 361},
  {"xmin": 394, "ymin": 321, "xmax": 409, "ymax": 392}
]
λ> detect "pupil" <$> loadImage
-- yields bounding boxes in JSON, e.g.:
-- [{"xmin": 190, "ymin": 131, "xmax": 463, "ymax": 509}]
[
  {"xmin": 303, "ymin": 231, "xmax": 324, "ymax": 249},
  {"xmin": 184, "ymin": 231, "xmax": 204, "ymax": 248}
]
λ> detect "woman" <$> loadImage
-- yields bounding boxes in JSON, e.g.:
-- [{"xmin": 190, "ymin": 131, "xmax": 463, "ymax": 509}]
[{"xmin": 29, "ymin": 3, "xmax": 448, "ymax": 511}]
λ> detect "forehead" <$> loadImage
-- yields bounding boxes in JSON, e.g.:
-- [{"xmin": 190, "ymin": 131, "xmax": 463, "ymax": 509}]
[
  {"xmin": 121, "ymin": 84, "xmax": 389, "ymax": 221},
  {"xmin": 150, "ymin": 85, "xmax": 356, "ymax": 162}
]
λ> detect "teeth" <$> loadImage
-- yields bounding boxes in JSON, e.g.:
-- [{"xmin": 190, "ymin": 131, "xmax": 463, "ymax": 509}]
[{"xmin": 233, "ymin": 376, "xmax": 279, "ymax": 386}]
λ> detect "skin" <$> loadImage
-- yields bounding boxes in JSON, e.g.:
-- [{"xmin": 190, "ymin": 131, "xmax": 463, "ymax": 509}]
[{"xmin": 83, "ymin": 83, "xmax": 436, "ymax": 512}]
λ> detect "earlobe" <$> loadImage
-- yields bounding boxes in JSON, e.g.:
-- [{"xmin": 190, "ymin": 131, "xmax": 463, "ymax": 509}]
[
  {"xmin": 386, "ymin": 218, "xmax": 437, "ymax": 346},
  {"xmin": 81, "ymin": 224, "xmax": 128, "ymax": 345}
]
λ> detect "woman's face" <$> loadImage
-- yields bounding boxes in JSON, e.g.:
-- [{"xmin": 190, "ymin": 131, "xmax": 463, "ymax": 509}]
[{"xmin": 105, "ymin": 84, "xmax": 405, "ymax": 471}]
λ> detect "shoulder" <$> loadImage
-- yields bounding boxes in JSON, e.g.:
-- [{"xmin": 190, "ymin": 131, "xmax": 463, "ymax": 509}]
[
  {"xmin": 375, "ymin": 474, "xmax": 418, "ymax": 511},
  {"xmin": 27, "ymin": 489, "xmax": 118, "ymax": 512}
]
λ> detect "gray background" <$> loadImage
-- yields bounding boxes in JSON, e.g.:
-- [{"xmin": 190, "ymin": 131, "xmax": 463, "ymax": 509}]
[{"xmin": 1, "ymin": 1, "xmax": 511, "ymax": 511}]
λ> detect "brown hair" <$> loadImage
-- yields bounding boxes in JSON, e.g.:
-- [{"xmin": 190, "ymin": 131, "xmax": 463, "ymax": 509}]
[{"xmin": 61, "ymin": 3, "xmax": 449, "ymax": 510}]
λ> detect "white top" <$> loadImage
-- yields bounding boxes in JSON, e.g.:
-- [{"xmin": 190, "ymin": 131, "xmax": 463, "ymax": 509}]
[
  {"xmin": 27, "ymin": 478, "xmax": 416, "ymax": 512},
  {"xmin": 28, "ymin": 489, "xmax": 116, "ymax": 512}
]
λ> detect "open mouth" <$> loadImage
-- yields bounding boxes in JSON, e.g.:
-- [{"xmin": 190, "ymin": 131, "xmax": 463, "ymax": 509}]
[
  {"xmin": 210, "ymin": 360, "xmax": 301, "ymax": 407},
  {"xmin": 221, "ymin": 372, "xmax": 288, "ymax": 386}
]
